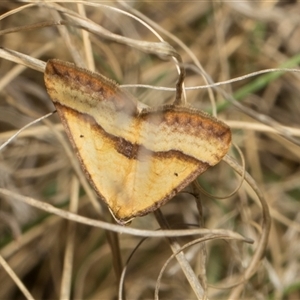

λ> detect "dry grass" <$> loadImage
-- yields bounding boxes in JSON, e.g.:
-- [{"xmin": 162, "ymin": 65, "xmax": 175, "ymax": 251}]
[{"xmin": 0, "ymin": 1, "xmax": 300, "ymax": 299}]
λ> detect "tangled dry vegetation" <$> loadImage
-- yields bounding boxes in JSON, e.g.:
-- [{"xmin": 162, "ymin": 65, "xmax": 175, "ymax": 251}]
[{"xmin": 0, "ymin": 2, "xmax": 300, "ymax": 299}]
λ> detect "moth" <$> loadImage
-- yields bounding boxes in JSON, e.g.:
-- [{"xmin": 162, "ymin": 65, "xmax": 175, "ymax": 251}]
[{"xmin": 44, "ymin": 59, "xmax": 231, "ymax": 224}]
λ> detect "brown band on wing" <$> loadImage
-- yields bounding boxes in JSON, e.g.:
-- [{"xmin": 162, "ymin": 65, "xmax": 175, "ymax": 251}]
[
  {"xmin": 56, "ymin": 102, "xmax": 210, "ymax": 166},
  {"xmin": 45, "ymin": 59, "xmax": 138, "ymax": 115},
  {"xmin": 140, "ymin": 105, "xmax": 231, "ymax": 141}
]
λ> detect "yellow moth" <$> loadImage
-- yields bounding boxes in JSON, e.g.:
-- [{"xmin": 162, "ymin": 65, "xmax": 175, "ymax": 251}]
[{"xmin": 44, "ymin": 59, "xmax": 231, "ymax": 224}]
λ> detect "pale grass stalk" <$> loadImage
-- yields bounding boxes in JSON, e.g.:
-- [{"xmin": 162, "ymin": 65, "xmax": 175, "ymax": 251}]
[
  {"xmin": 0, "ymin": 3, "xmax": 35, "ymax": 20},
  {"xmin": 227, "ymin": 121, "xmax": 300, "ymax": 137},
  {"xmin": 0, "ymin": 112, "xmax": 54, "ymax": 152},
  {"xmin": 47, "ymin": 4, "xmax": 84, "ymax": 67},
  {"xmin": 0, "ymin": 215, "xmax": 61, "ymax": 260},
  {"xmin": 77, "ymin": 3, "xmax": 95, "ymax": 70},
  {"xmin": 60, "ymin": 176, "xmax": 79, "ymax": 300},
  {"xmin": 118, "ymin": 0, "xmax": 218, "ymax": 116},
  {"xmin": 154, "ymin": 233, "xmax": 252, "ymax": 299},
  {"xmin": 74, "ymin": 246, "xmax": 111, "ymax": 299},
  {"xmin": 223, "ymin": 155, "xmax": 271, "ymax": 298},
  {"xmin": 154, "ymin": 209, "xmax": 205, "ymax": 299},
  {"xmin": 0, "ymin": 188, "xmax": 249, "ymax": 240},
  {"xmin": 0, "ymin": 255, "xmax": 35, "ymax": 300},
  {"xmin": 0, "ymin": 42, "xmax": 54, "ymax": 89},
  {"xmin": 0, "ymin": 124, "xmax": 63, "ymax": 142}
]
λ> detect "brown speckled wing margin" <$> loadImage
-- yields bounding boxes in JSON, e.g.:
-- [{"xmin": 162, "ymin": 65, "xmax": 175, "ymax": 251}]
[{"xmin": 44, "ymin": 59, "xmax": 231, "ymax": 224}]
